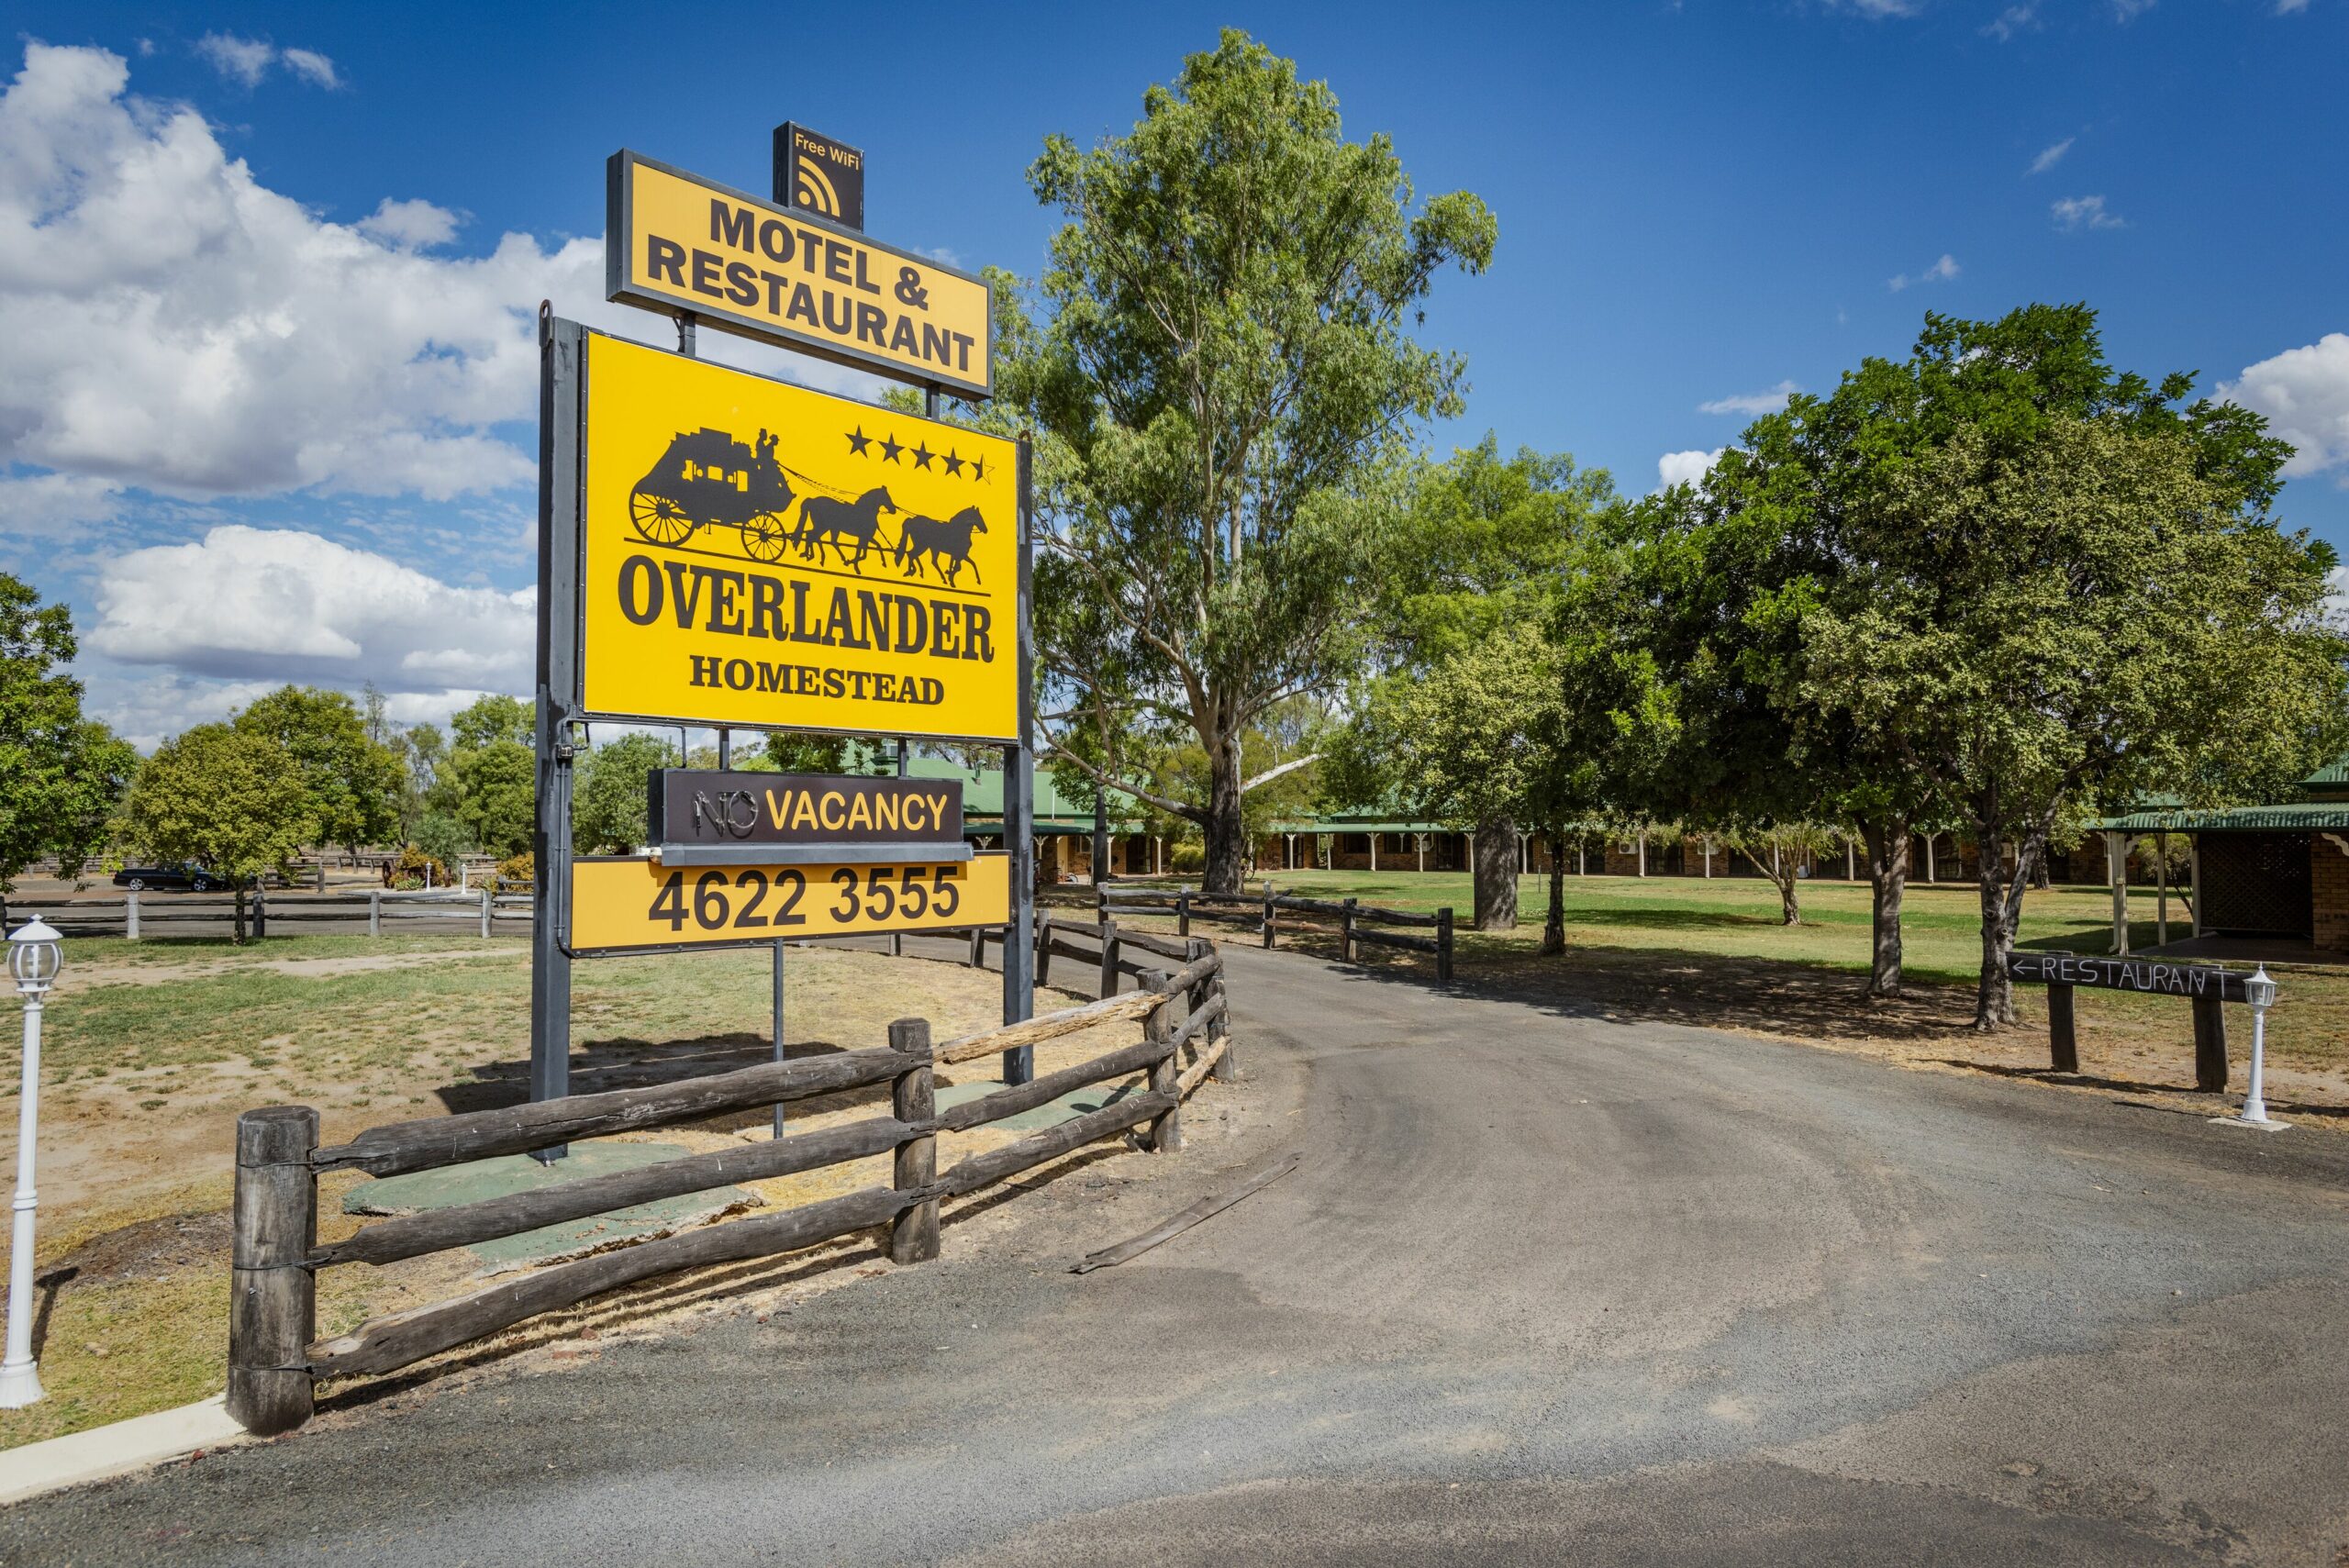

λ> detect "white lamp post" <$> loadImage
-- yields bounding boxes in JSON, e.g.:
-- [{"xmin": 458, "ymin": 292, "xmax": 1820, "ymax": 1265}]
[
  {"xmin": 0, "ymin": 918, "xmax": 61, "ymax": 1407},
  {"xmin": 2221, "ymin": 964, "xmax": 2283, "ymax": 1132}
]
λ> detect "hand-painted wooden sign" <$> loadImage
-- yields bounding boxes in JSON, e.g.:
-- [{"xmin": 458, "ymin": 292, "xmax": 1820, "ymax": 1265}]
[{"xmin": 2005, "ymin": 951, "xmax": 2249, "ymax": 1005}]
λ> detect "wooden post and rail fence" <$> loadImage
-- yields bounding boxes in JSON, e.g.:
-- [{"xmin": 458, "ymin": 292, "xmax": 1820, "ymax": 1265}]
[
  {"xmin": 227, "ymin": 944, "xmax": 1232, "ymax": 1438},
  {"xmin": 1093, "ymin": 884, "xmax": 1454, "ymax": 984},
  {"xmin": 19, "ymin": 888, "xmax": 532, "ymax": 942}
]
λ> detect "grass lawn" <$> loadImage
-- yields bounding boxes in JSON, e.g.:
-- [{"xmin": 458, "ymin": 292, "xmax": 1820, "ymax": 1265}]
[
  {"xmin": 1104, "ymin": 867, "xmax": 2349, "ymax": 1109},
  {"xmin": 1, "ymin": 933, "xmax": 1139, "ymax": 1451}
]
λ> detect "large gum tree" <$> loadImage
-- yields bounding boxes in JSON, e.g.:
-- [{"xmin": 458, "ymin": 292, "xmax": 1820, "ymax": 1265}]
[{"xmin": 1007, "ymin": 30, "xmax": 1496, "ymax": 894}]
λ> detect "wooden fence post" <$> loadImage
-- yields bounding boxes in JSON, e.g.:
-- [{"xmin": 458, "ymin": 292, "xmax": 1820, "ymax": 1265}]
[
  {"xmin": 228, "ymin": 1106, "xmax": 317, "ymax": 1436},
  {"xmin": 368, "ymin": 889, "xmax": 381, "ymax": 939},
  {"xmin": 1436, "ymin": 907, "xmax": 1454, "ymax": 984},
  {"xmin": 1177, "ymin": 894, "xmax": 1190, "ymax": 939},
  {"xmin": 2047, "ymin": 982, "xmax": 2077, "ymax": 1073},
  {"xmin": 1144, "ymin": 994, "xmax": 1183, "ymax": 1153},
  {"xmin": 887, "ymin": 1018, "xmax": 939, "ymax": 1264},
  {"xmin": 2192, "ymin": 994, "xmax": 2228, "ymax": 1092},
  {"xmin": 1099, "ymin": 921, "xmax": 1121, "ymax": 998},
  {"xmin": 1262, "ymin": 885, "xmax": 1275, "ymax": 950},
  {"xmin": 253, "ymin": 889, "xmax": 267, "ymax": 940},
  {"xmin": 1034, "ymin": 914, "xmax": 1052, "ymax": 984},
  {"xmin": 125, "ymin": 889, "xmax": 139, "ymax": 942},
  {"xmin": 1341, "ymin": 899, "xmax": 1357, "ymax": 963}
]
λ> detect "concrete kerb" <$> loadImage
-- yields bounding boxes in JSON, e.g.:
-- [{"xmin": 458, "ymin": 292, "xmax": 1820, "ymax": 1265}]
[{"xmin": 0, "ymin": 1395, "xmax": 249, "ymax": 1507}]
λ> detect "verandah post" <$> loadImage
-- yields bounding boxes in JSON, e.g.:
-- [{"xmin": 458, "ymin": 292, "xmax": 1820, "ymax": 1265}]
[
  {"xmin": 228, "ymin": 1106, "xmax": 317, "ymax": 1436},
  {"xmin": 887, "ymin": 1018, "xmax": 939, "ymax": 1264}
]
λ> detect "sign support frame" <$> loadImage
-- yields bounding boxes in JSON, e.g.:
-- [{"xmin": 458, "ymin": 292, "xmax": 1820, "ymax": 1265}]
[
  {"xmin": 1001, "ymin": 434, "xmax": 1037, "ymax": 1084},
  {"xmin": 530, "ymin": 310, "xmax": 585, "ymax": 1157}
]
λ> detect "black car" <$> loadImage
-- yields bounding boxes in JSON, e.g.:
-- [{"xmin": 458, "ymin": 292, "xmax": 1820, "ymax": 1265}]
[{"xmin": 113, "ymin": 864, "xmax": 225, "ymax": 893}]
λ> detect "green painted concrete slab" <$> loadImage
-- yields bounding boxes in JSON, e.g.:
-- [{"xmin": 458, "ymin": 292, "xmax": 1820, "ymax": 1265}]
[
  {"xmin": 936, "ymin": 1077, "xmax": 1144, "ymax": 1132},
  {"xmin": 342, "ymin": 1141, "xmax": 753, "ymax": 1273}
]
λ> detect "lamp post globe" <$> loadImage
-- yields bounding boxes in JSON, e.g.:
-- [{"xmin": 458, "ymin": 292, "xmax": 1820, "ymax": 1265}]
[{"xmin": 0, "ymin": 917, "xmax": 61, "ymax": 1407}]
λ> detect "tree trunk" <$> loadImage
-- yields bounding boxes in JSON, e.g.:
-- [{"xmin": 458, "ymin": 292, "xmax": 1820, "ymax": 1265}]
[
  {"xmin": 1777, "ymin": 869, "xmax": 1800, "ymax": 927},
  {"xmin": 1859, "ymin": 818, "xmax": 1909, "ymax": 999},
  {"xmin": 1973, "ymin": 819, "xmax": 2015, "ymax": 1031},
  {"xmin": 1471, "ymin": 818, "xmax": 1519, "ymax": 931},
  {"xmin": 234, "ymin": 885, "xmax": 249, "ymax": 945},
  {"xmin": 1542, "ymin": 829, "xmax": 1566, "ymax": 955},
  {"xmin": 1201, "ymin": 738, "xmax": 1249, "ymax": 896}
]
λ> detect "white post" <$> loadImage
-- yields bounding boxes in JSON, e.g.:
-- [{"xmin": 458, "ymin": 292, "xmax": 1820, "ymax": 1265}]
[
  {"xmin": 1577, "ymin": 842, "xmax": 1586, "ymax": 876},
  {"xmin": 125, "ymin": 889, "xmax": 139, "ymax": 942},
  {"xmin": 1846, "ymin": 837, "xmax": 1856, "ymax": 882},
  {"xmin": 1637, "ymin": 836, "xmax": 1647, "ymax": 878},
  {"xmin": 480, "ymin": 886, "xmax": 493, "ymax": 940},
  {"xmin": 1924, "ymin": 834, "xmax": 1936, "ymax": 884},
  {"xmin": 0, "ymin": 961, "xmax": 51, "ymax": 1406},
  {"xmin": 2156, "ymin": 830, "xmax": 2168, "ymax": 947},
  {"xmin": 1704, "ymin": 839, "xmax": 1712, "ymax": 878},
  {"xmin": 2107, "ymin": 831, "xmax": 2129, "ymax": 956},
  {"xmin": 369, "ymin": 888, "xmax": 382, "ymax": 939},
  {"xmin": 1370, "ymin": 835, "xmax": 1378, "ymax": 873}
]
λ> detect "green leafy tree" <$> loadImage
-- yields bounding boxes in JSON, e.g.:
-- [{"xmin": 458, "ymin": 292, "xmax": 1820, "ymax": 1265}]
[
  {"xmin": 1008, "ymin": 30, "xmax": 1497, "ymax": 894},
  {"xmin": 1339, "ymin": 438, "xmax": 1617, "ymax": 929},
  {"xmin": 121, "ymin": 725, "xmax": 310, "ymax": 940},
  {"xmin": 412, "ymin": 811, "xmax": 470, "ymax": 868},
  {"xmin": 573, "ymin": 732, "xmax": 683, "ymax": 853},
  {"xmin": 451, "ymin": 739, "xmax": 534, "ymax": 859},
  {"xmin": 1796, "ymin": 413, "xmax": 2345, "ymax": 1028},
  {"xmin": 233, "ymin": 685, "xmax": 406, "ymax": 852},
  {"xmin": 0, "ymin": 576, "xmax": 139, "ymax": 916},
  {"xmin": 450, "ymin": 695, "xmax": 531, "ymax": 751}
]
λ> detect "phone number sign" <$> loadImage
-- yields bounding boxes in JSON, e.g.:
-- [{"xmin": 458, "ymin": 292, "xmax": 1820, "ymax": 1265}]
[{"xmin": 568, "ymin": 853, "xmax": 1009, "ymax": 955}]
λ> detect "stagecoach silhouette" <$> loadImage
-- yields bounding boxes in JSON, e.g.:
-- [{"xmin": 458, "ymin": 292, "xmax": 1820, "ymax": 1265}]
[
  {"xmin": 629, "ymin": 428, "xmax": 800, "ymax": 562},
  {"xmin": 629, "ymin": 425, "xmax": 982, "ymax": 584}
]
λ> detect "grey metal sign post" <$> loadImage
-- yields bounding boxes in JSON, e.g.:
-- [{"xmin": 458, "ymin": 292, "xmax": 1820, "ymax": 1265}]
[
  {"xmin": 1001, "ymin": 434, "xmax": 1037, "ymax": 1084},
  {"xmin": 529, "ymin": 309, "xmax": 584, "ymax": 1159}
]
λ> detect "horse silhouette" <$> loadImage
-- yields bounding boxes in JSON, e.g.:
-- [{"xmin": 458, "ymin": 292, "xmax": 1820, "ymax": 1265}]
[
  {"xmin": 896, "ymin": 506, "xmax": 988, "ymax": 586},
  {"xmin": 796, "ymin": 486, "xmax": 897, "ymax": 569}
]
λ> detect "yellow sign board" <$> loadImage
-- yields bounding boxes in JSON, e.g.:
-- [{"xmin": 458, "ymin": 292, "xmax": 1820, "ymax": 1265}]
[
  {"xmin": 580, "ymin": 333, "xmax": 1020, "ymax": 742},
  {"xmin": 606, "ymin": 150, "xmax": 992, "ymax": 399},
  {"xmin": 570, "ymin": 854, "xmax": 1010, "ymax": 954}
]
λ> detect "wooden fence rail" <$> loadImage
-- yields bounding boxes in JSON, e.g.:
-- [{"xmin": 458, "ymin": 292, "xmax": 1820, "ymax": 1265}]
[
  {"xmin": 227, "ymin": 942, "xmax": 1234, "ymax": 1437},
  {"xmin": 16, "ymin": 888, "xmax": 511, "ymax": 941},
  {"xmin": 1096, "ymin": 885, "xmax": 1453, "ymax": 984}
]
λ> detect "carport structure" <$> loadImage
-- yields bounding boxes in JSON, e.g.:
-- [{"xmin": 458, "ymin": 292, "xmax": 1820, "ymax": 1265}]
[{"xmin": 2093, "ymin": 752, "xmax": 2349, "ymax": 958}]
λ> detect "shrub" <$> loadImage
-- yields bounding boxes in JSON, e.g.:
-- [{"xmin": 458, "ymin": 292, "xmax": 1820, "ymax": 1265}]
[
  {"xmin": 496, "ymin": 850, "xmax": 535, "ymax": 891},
  {"xmin": 1170, "ymin": 843, "xmax": 1206, "ymax": 873},
  {"xmin": 392, "ymin": 843, "xmax": 454, "ymax": 888}
]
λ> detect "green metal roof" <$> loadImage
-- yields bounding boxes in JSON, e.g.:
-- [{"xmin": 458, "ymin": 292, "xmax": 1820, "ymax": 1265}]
[{"xmin": 2096, "ymin": 803, "xmax": 2349, "ymax": 833}]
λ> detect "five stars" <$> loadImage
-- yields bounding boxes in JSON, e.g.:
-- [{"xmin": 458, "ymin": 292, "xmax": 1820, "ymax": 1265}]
[{"xmin": 851, "ymin": 428, "xmax": 992, "ymax": 483}]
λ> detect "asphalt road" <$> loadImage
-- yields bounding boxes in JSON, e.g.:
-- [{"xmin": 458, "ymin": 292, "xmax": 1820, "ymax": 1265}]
[{"xmin": 12, "ymin": 942, "xmax": 2349, "ymax": 1565}]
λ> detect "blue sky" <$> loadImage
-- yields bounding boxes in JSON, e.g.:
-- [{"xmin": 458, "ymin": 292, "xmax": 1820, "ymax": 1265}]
[{"xmin": 5, "ymin": 1, "xmax": 2345, "ymax": 746}]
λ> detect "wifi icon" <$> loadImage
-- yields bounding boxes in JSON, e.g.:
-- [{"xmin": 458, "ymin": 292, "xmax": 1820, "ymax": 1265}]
[{"xmin": 774, "ymin": 121, "xmax": 866, "ymax": 233}]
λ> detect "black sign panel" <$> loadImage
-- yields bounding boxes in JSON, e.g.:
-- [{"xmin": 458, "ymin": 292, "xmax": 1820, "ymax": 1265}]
[
  {"xmin": 2005, "ymin": 951, "xmax": 2248, "ymax": 1004},
  {"xmin": 647, "ymin": 770, "xmax": 966, "ymax": 865},
  {"xmin": 774, "ymin": 122, "xmax": 866, "ymax": 231}
]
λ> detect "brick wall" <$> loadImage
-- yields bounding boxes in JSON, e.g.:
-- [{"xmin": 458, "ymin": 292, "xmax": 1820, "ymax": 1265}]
[{"xmin": 2310, "ymin": 835, "xmax": 2349, "ymax": 952}]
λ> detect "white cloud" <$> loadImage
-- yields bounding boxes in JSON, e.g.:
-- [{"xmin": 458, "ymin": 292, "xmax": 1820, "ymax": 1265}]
[
  {"xmin": 357, "ymin": 196, "xmax": 461, "ymax": 250},
  {"xmin": 88, "ymin": 524, "xmax": 535, "ymax": 696},
  {"xmin": 2052, "ymin": 195, "xmax": 2125, "ymax": 229},
  {"xmin": 2028, "ymin": 137, "xmax": 2072, "ymax": 174},
  {"xmin": 1825, "ymin": 0, "xmax": 1921, "ymax": 16},
  {"xmin": 195, "ymin": 33, "xmax": 273, "ymax": 88},
  {"xmin": 0, "ymin": 42, "xmax": 608, "ymax": 502},
  {"xmin": 1887, "ymin": 253, "xmax": 1960, "ymax": 292},
  {"xmin": 1698, "ymin": 380, "xmax": 1798, "ymax": 417},
  {"xmin": 1985, "ymin": 6, "xmax": 2039, "ymax": 39},
  {"xmin": 2276, "ymin": 0, "xmax": 2310, "ymax": 12},
  {"xmin": 279, "ymin": 49, "xmax": 340, "ymax": 90},
  {"xmin": 0, "ymin": 471, "xmax": 126, "ymax": 539},
  {"xmin": 1657, "ymin": 450, "xmax": 1724, "ymax": 492},
  {"xmin": 2221, "ymin": 333, "xmax": 2349, "ymax": 480},
  {"xmin": 193, "ymin": 35, "xmax": 338, "ymax": 91},
  {"xmin": 2110, "ymin": 0, "xmax": 2156, "ymax": 18}
]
